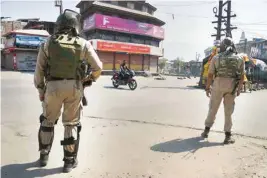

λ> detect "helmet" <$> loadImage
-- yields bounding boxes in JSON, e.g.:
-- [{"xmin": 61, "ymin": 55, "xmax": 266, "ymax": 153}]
[
  {"xmin": 56, "ymin": 9, "xmax": 81, "ymax": 35},
  {"xmin": 220, "ymin": 37, "xmax": 236, "ymax": 53},
  {"xmin": 221, "ymin": 37, "xmax": 234, "ymax": 48}
]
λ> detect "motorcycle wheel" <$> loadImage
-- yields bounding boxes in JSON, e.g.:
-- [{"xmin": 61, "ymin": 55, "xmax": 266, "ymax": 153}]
[
  {"xmin": 112, "ymin": 80, "xmax": 119, "ymax": 88},
  {"xmin": 128, "ymin": 80, "xmax": 137, "ymax": 90}
]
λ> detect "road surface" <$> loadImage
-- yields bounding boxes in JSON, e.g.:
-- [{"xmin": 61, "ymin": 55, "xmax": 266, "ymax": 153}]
[{"xmin": 1, "ymin": 71, "xmax": 267, "ymax": 178}]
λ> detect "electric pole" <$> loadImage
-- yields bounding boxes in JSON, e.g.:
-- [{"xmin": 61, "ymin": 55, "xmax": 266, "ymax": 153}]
[
  {"xmin": 211, "ymin": 0, "xmax": 237, "ymax": 40},
  {"xmin": 212, "ymin": 0, "xmax": 224, "ymax": 40},
  {"xmin": 224, "ymin": 0, "xmax": 237, "ymax": 37},
  {"xmin": 55, "ymin": 0, "xmax": 63, "ymax": 15}
]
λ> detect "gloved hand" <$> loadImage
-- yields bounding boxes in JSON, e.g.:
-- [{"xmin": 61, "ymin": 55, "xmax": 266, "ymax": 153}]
[{"xmin": 83, "ymin": 80, "xmax": 92, "ymax": 88}]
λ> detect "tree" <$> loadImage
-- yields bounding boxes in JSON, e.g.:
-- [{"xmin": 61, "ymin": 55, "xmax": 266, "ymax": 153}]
[
  {"xmin": 172, "ymin": 57, "xmax": 186, "ymax": 73},
  {"xmin": 158, "ymin": 58, "xmax": 168, "ymax": 70}
]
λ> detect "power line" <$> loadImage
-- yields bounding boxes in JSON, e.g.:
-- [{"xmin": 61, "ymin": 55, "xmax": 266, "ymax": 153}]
[
  {"xmin": 152, "ymin": 1, "xmax": 216, "ymax": 7},
  {"xmin": 236, "ymin": 28, "xmax": 267, "ymax": 38},
  {"xmin": 156, "ymin": 11, "xmax": 210, "ymax": 19},
  {"xmin": 238, "ymin": 28, "xmax": 267, "ymax": 32},
  {"xmin": 234, "ymin": 23, "xmax": 267, "ymax": 26}
]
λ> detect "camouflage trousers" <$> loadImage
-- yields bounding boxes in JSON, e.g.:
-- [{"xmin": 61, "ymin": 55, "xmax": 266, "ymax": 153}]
[{"xmin": 38, "ymin": 80, "xmax": 83, "ymax": 157}]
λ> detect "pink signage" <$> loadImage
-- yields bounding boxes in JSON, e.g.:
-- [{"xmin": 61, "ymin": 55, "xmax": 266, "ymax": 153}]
[{"xmin": 83, "ymin": 13, "xmax": 164, "ymax": 39}]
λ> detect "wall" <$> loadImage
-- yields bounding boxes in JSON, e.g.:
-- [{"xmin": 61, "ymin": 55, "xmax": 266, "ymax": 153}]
[
  {"xmin": 150, "ymin": 56, "xmax": 158, "ymax": 73},
  {"xmin": 1, "ymin": 21, "xmax": 26, "ymax": 36},
  {"xmin": 2, "ymin": 52, "xmax": 14, "ymax": 70}
]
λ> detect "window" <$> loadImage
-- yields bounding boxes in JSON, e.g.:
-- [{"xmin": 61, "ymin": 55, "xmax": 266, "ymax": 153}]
[
  {"xmin": 142, "ymin": 5, "xmax": 148, "ymax": 12},
  {"xmin": 127, "ymin": 2, "xmax": 134, "ymax": 9}
]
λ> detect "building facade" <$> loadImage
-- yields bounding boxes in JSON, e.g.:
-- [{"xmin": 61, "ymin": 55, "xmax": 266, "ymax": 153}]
[
  {"xmin": 76, "ymin": 0, "xmax": 165, "ymax": 73},
  {"xmin": 21, "ymin": 19, "xmax": 56, "ymax": 35},
  {"xmin": 236, "ymin": 38, "xmax": 267, "ymax": 63},
  {"xmin": 1, "ymin": 20, "xmax": 27, "ymax": 50}
]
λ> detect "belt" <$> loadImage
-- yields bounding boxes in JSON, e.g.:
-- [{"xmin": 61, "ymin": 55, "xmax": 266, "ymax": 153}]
[{"xmin": 49, "ymin": 77, "xmax": 75, "ymax": 81}]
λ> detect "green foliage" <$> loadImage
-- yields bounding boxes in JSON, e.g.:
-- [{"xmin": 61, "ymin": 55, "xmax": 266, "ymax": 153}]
[{"xmin": 158, "ymin": 58, "xmax": 168, "ymax": 70}]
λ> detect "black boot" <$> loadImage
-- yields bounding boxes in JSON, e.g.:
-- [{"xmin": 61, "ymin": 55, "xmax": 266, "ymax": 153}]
[
  {"xmin": 39, "ymin": 153, "xmax": 49, "ymax": 167},
  {"xmin": 224, "ymin": 132, "xmax": 235, "ymax": 144},
  {"xmin": 63, "ymin": 157, "xmax": 78, "ymax": 173},
  {"xmin": 201, "ymin": 127, "xmax": 210, "ymax": 138}
]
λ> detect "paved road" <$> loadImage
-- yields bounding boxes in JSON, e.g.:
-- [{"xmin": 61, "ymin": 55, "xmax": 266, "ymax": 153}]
[
  {"xmin": 1, "ymin": 71, "xmax": 267, "ymax": 138},
  {"xmin": 1, "ymin": 71, "xmax": 267, "ymax": 178}
]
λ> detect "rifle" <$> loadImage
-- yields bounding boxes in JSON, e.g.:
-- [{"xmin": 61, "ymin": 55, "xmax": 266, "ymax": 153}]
[
  {"xmin": 81, "ymin": 62, "xmax": 95, "ymax": 106},
  {"xmin": 231, "ymin": 74, "xmax": 241, "ymax": 95}
]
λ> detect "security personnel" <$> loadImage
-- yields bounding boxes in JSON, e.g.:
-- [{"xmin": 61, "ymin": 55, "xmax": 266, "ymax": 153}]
[
  {"xmin": 34, "ymin": 9, "xmax": 102, "ymax": 173},
  {"xmin": 201, "ymin": 37, "xmax": 245, "ymax": 144}
]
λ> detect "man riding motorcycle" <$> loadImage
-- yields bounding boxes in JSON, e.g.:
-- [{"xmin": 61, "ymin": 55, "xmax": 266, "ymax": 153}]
[{"xmin": 119, "ymin": 60, "xmax": 130, "ymax": 80}]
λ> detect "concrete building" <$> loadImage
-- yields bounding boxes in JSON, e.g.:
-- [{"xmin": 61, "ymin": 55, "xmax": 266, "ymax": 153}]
[
  {"xmin": 250, "ymin": 39, "xmax": 267, "ymax": 63},
  {"xmin": 76, "ymin": 0, "xmax": 165, "ymax": 74},
  {"xmin": 19, "ymin": 18, "xmax": 56, "ymax": 35},
  {"xmin": 1, "ymin": 29, "xmax": 49, "ymax": 70},
  {"xmin": 1, "ymin": 20, "xmax": 27, "ymax": 50},
  {"xmin": 236, "ymin": 38, "xmax": 267, "ymax": 62}
]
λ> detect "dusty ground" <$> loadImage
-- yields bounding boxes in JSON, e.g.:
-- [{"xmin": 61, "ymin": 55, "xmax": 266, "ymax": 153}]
[{"xmin": 1, "ymin": 71, "xmax": 267, "ymax": 178}]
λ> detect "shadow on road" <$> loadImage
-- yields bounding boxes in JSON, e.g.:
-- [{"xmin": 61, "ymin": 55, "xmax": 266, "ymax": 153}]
[
  {"xmin": 150, "ymin": 137, "xmax": 223, "ymax": 154},
  {"xmin": 1, "ymin": 161, "xmax": 62, "ymax": 178},
  {"xmin": 103, "ymin": 86, "xmax": 131, "ymax": 90}
]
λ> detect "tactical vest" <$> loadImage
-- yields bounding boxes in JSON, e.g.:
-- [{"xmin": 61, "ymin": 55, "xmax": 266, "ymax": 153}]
[
  {"xmin": 216, "ymin": 53, "xmax": 240, "ymax": 78},
  {"xmin": 46, "ymin": 34, "xmax": 83, "ymax": 80}
]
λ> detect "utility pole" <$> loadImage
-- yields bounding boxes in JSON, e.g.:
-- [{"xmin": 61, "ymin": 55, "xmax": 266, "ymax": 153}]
[
  {"xmin": 211, "ymin": 0, "xmax": 237, "ymax": 40},
  {"xmin": 224, "ymin": 0, "xmax": 237, "ymax": 37},
  {"xmin": 55, "ymin": 0, "xmax": 63, "ymax": 15},
  {"xmin": 212, "ymin": 0, "xmax": 224, "ymax": 40}
]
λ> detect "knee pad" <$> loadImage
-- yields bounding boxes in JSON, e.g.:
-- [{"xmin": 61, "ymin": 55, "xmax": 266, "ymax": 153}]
[
  {"xmin": 38, "ymin": 115, "xmax": 55, "ymax": 152},
  {"xmin": 61, "ymin": 123, "xmax": 82, "ymax": 158}
]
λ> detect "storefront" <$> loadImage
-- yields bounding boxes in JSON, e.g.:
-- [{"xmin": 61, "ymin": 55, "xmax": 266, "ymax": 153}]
[
  {"xmin": 2, "ymin": 30, "xmax": 49, "ymax": 71},
  {"xmin": 91, "ymin": 39, "xmax": 163, "ymax": 73}
]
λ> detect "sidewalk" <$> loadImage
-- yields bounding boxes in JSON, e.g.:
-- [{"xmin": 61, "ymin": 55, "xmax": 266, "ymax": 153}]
[{"xmin": 1, "ymin": 117, "xmax": 267, "ymax": 178}]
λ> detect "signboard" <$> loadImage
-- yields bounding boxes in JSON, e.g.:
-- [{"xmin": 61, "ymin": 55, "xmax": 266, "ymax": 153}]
[
  {"xmin": 17, "ymin": 52, "xmax": 37, "ymax": 71},
  {"xmin": 83, "ymin": 14, "xmax": 96, "ymax": 30},
  {"xmin": 97, "ymin": 41, "xmax": 150, "ymax": 54},
  {"xmin": 250, "ymin": 41, "xmax": 267, "ymax": 60},
  {"xmin": 15, "ymin": 35, "xmax": 47, "ymax": 48},
  {"xmin": 83, "ymin": 13, "xmax": 164, "ymax": 39}
]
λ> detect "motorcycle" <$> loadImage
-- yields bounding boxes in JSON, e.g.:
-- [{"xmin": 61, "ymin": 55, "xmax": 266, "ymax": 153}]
[{"xmin": 111, "ymin": 69, "xmax": 137, "ymax": 90}]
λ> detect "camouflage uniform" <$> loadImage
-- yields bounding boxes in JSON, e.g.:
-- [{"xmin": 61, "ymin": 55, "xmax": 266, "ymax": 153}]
[
  {"xmin": 202, "ymin": 39, "xmax": 245, "ymax": 144},
  {"xmin": 34, "ymin": 9, "xmax": 102, "ymax": 173}
]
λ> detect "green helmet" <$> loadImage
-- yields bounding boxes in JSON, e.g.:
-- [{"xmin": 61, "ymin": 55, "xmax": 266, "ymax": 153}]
[
  {"xmin": 56, "ymin": 9, "xmax": 81, "ymax": 35},
  {"xmin": 220, "ymin": 37, "xmax": 236, "ymax": 53}
]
